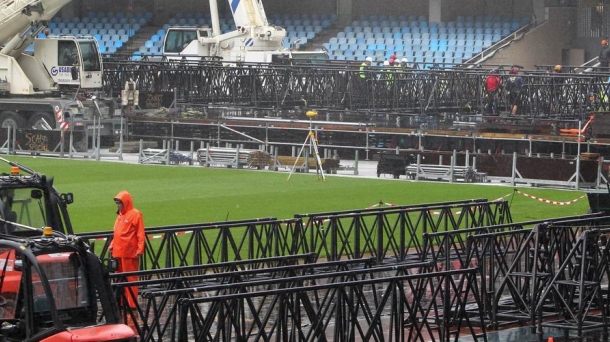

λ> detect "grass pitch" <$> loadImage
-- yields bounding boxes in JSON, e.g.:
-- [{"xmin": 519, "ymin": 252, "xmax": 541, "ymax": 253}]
[{"xmin": 6, "ymin": 156, "xmax": 591, "ymax": 233}]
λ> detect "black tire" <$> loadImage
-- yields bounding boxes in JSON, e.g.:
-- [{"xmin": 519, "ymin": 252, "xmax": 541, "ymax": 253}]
[
  {"xmin": 0, "ymin": 111, "xmax": 26, "ymax": 129},
  {"xmin": 28, "ymin": 112, "xmax": 55, "ymax": 130}
]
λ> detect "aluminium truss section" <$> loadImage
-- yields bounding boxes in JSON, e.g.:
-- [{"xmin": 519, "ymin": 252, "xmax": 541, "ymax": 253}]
[
  {"xmin": 418, "ymin": 213, "xmax": 607, "ymax": 329},
  {"xmin": 295, "ymin": 198, "xmax": 511, "ymax": 263},
  {"xmin": 484, "ymin": 218, "xmax": 610, "ymax": 337},
  {"xmin": 536, "ymin": 227, "xmax": 610, "ymax": 339},
  {"xmin": 102, "ymin": 60, "xmax": 610, "ymax": 120},
  {"xmin": 112, "ymin": 259, "xmax": 485, "ymax": 341},
  {"xmin": 77, "ymin": 199, "xmax": 510, "ymax": 270}
]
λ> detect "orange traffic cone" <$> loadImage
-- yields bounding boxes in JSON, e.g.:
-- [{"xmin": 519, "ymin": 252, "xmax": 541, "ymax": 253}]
[{"xmin": 548, "ymin": 337, "xmax": 554, "ymax": 342}]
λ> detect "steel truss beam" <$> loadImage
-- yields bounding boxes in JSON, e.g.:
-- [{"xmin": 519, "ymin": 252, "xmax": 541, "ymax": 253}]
[
  {"xmin": 420, "ymin": 214, "xmax": 605, "ymax": 324},
  {"xmin": 78, "ymin": 199, "xmax": 510, "ymax": 269},
  {"xmin": 111, "ymin": 258, "xmax": 486, "ymax": 341},
  {"xmin": 465, "ymin": 215, "xmax": 609, "ymax": 338},
  {"xmin": 76, "ymin": 198, "xmax": 508, "ymax": 340},
  {"xmin": 295, "ymin": 199, "xmax": 510, "ymax": 262},
  {"xmin": 103, "ymin": 59, "xmax": 610, "ymax": 120}
]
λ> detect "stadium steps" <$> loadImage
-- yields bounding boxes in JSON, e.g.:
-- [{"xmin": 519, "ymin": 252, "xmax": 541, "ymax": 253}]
[
  {"xmin": 309, "ymin": 27, "xmax": 343, "ymax": 52},
  {"xmin": 119, "ymin": 26, "xmax": 161, "ymax": 56}
]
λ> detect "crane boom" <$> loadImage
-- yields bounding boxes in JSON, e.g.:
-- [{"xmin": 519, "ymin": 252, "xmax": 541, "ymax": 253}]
[
  {"xmin": 228, "ymin": 0, "xmax": 268, "ymax": 28},
  {"xmin": 0, "ymin": 0, "xmax": 71, "ymax": 46},
  {"xmin": 163, "ymin": 0, "xmax": 328, "ymax": 63}
]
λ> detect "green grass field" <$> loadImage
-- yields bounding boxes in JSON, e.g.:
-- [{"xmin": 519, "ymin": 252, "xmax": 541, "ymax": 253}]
[{"xmin": 4, "ymin": 155, "xmax": 591, "ymax": 233}]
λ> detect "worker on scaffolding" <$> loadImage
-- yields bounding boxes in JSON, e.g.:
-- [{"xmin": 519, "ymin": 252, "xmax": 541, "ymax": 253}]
[
  {"xmin": 484, "ymin": 69, "xmax": 502, "ymax": 115},
  {"xmin": 505, "ymin": 66, "xmax": 524, "ymax": 116}
]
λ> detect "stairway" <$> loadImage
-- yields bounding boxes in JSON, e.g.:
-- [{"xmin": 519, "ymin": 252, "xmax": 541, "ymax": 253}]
[
  {"xmin": 305, "ymin": 27, "xmax": 343, "ymax": 52},
  {"xmin": 118, "ymin": 26, "xmax": 161, "ymax": 56}
]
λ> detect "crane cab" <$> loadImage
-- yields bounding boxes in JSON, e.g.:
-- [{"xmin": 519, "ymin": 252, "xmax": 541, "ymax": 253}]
[
  {"xmin": 32, "ymin": 36, "xmax": 103, "ymax": 90},
  {"xmin": 163, "ymin": 27, "xmax": 214, "ymax": 61}
]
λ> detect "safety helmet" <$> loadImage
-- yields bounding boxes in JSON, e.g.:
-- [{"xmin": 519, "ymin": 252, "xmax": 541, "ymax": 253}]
[
  {"xmin": 603, "ymin": 39, "xmax": 608, "ymax": 46},
  {"xmin": 365, "ymin": 56, "xmax": 373, "ymax": 62},
  {"xmin": 553, "ymin": 65, "xmax": 562, "ymax": 72},
  {"xmin": 383, "ymin": 60, "xmax": 390, "ymax": 66},
  {"xmin": 510, "ymin": 67, "xmax": 519, "ymax": 74},
  {"xmin": 401, "ymin": 57, "xmax": 408, "ymax": 63}
]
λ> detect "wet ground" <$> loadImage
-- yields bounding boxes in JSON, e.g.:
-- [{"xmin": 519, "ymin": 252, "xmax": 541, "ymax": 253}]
[{"xmin": 460, "ymin": 326, "xmax": 608, "ymax": 341}]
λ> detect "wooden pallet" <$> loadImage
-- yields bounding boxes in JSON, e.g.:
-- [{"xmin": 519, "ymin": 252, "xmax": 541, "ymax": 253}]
[{"xmin": 276, "ymin": 156, "xmax": 340, "ymax": 172}]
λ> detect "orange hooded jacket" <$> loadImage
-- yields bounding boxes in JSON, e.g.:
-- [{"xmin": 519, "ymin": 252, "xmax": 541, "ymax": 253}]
[{"xmin": 110, "ymin": 190, "xmax": 145, "ymax": 258}]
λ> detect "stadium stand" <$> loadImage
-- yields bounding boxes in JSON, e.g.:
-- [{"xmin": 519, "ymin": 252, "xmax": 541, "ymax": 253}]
[
  {"xmin": 26, "ymin": 10, "xmax": 529, "ymax": 66},
  {"xmin": 30, "ymin": 11, "xmax": 151, "ymax": 56},
  {"xmin": 130, "ymin": 12, "xmax": 337, "ymax": 59},
  {"xmin": 324, "ymin": 14, "xmax": 530, "ymax": 69}
]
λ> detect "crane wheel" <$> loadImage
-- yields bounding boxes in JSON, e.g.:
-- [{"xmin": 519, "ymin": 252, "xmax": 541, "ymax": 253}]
[
  {"xmin": 28, "ymin": 112, "xmax": 55, "ymax": 130},
  {"xmin": 0, "ymin": 111, "xmax": 26, "ymax": 129}
]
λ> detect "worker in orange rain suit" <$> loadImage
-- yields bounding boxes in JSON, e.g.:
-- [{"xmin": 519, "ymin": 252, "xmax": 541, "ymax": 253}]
[{"xmin": 109, "ymin": 190, "xmax": 145, "ymax": 309}]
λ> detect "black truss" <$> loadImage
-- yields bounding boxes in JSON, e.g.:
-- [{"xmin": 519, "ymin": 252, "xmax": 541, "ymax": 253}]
[
  {"xmin": 421, "ymin": 214, "xmax": 605, "ymax": 320},
  {"xmin": 79, "ymin": 200, "xmax": 610, "ymax": 340},
  {"xmin": 111, "ymin": 259, "xmax": 485, "ymax": 341},
  {"xmin": 103, "ymin": 59, "xmax": 610, "ymax": 121},
  {"xmin": 78, "ymin": 198, "xmax": 509, "ymax": 269}
]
